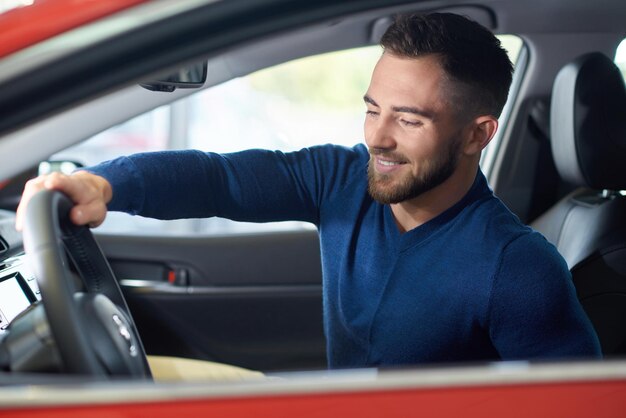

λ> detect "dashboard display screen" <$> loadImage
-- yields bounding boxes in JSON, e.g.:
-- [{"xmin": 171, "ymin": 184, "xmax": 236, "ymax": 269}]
[{"xmin": 0, "ymin": 273, "xmax": 35, "ymax": 328}]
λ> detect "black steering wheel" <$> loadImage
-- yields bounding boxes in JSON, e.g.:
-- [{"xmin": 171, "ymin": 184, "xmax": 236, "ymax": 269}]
[{"xmin": 22, "ymin": 189, "xmax": 151, "ymax": 378}]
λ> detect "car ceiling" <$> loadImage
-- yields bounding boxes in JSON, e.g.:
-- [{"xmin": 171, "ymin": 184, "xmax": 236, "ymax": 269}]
[{"xmin": 0, "ymin": 0, "xmax": 624, "ymax": 181}]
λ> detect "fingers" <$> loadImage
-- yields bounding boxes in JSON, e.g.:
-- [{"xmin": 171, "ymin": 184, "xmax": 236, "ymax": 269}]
[
  {"xmin": 43, "ymin": 171, "xmax": 97, "ymax": 206},
  {"xmin": 69, "ymin": 199, "xmax": 108, "ymax": 228},
  {"xmin": 15, "ymin": 171, "xmax": 112, "ymax": 231}
]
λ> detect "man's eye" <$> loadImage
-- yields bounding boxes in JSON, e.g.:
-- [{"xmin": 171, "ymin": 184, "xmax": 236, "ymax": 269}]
[
  {"xmin": 366, "ymin": 110, "xmax": 379, "ymax": 117},
  {"xmin": 401, "ymin": 119, "xmax": 422, "ymax": 127}
]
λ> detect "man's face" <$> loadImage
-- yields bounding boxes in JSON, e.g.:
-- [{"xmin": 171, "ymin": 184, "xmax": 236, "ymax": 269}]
[{"xmin": 364, "ymin": 53, "xmax": 465, "ymax": 205}]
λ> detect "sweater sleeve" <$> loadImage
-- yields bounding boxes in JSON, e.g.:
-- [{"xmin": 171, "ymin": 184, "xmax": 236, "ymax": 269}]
[
  {"xmin": 487, "ymin": 232, "xmax": 602, "ymax": 360},
  {"xmin": 85, "ymin": 144, "xmax": 367, "ymax": 223}
]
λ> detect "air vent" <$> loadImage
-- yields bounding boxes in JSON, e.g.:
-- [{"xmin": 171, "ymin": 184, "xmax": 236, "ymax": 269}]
[{"xmin": 0, "ymin": 237, "xmax": 8, "ymax": 255}]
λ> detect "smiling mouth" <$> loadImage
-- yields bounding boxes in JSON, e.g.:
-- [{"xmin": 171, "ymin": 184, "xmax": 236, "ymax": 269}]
[
  {"xmin": 378, "ymin": 158, "xmax": 405, "ymax": 166},
  {"xmin": 373, "ymin": 156, "xmax": 408, "ymax": 174}
]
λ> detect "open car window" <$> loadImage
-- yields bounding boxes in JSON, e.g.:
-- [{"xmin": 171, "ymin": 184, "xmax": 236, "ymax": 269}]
[{"xmin": 52, "ymin": 38, "xmax": 523, "ymax": 236}]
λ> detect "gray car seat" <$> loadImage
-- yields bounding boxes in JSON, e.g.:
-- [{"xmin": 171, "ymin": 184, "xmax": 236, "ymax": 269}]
[{"xmin": 531, "ymin": 52, "xmax": 626, "ymax": 355}]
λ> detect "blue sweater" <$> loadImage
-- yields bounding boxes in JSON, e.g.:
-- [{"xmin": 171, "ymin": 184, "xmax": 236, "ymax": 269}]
[{"xmin": 89, "ymin": 143, "xmax": 602, "ymax": 367}]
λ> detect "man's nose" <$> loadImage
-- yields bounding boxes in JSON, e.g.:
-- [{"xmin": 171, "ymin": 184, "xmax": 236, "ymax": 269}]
[{"xmin": 366, "ymin": 117, "xmax": 396, "ymax": 150}]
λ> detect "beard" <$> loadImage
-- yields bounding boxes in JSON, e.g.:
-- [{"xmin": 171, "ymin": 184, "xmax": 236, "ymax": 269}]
[{"xmin": 367, "ymin": 138, "xmax": 462, "ymax": 205}]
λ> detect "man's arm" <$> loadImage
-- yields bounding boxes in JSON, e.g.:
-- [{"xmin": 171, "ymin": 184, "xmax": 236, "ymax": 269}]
[
  {"xmin": 85, "ymin": 148, "xmax": 329, "ymax": 222},
  {"xmin": 487, "ymin": 232, "xmax": 602, "ymax": 360},
  {"xmin": 17, "ymin": 145, "xmax": 365, "ymax": 229}
]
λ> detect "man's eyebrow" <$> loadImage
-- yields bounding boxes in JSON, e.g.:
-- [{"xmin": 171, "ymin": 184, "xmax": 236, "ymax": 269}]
[
  {"xmin": 391, "ymin": 105, "xmax": 435, "ymax": 120},
  {"xmin": 363, "ymin": 95, "xmax": 378, "ymax": 107},
  {"xmin": 363, "ymin": 95, "xmax": 434, "ymax": 120}
]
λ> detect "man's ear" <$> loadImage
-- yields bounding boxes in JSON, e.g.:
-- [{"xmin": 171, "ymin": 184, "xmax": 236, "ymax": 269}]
[{"xmin": 463, "ymin": 116, "xmax": 498, "ymax": 156}]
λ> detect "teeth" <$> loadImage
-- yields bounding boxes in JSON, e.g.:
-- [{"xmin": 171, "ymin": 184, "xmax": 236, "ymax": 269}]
[{"xmin": 379, "ymin": 159, "xmax": 401, "ymax": 166}]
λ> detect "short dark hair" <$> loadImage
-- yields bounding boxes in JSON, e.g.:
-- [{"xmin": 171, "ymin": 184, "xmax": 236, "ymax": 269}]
[{"xmin": 380, "ymin": 13, "xmax": 514, "ymax": 119}]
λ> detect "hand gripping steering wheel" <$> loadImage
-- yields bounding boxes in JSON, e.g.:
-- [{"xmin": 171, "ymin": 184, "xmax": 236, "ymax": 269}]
[{"xmin": 22, "ymin": 190, "xmax": 151, "ymax": 378}]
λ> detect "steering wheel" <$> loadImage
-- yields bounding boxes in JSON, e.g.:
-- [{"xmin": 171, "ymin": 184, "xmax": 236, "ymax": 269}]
[{"xmin": 22, "ymin": 189, "xmax": 151, "ymax": 378}]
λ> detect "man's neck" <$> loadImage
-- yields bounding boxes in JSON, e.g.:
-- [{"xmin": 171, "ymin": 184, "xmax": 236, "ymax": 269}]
[{"xmin": 390, "ymin": 164, "xmax": 479, "ymax": 233}]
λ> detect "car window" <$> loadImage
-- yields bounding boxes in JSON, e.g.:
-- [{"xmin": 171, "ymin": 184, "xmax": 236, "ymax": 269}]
[{"xmin": 52, "ymin": 38, "xmax": 523, "ymax": 236}]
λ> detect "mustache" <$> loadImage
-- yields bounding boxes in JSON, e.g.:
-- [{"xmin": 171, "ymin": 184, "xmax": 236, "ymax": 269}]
[{"xmin": 368, "ymin": 148, "xmax": 408, "ymax": 162}]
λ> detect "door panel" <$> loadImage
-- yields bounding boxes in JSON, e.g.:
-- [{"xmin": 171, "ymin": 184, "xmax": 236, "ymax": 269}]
[{"xmin": 95, "ymin": 229, "xmax": 326, "ymax": 372}]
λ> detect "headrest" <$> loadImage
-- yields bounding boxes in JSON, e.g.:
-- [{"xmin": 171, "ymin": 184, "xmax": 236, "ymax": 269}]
[{"xmin": 550, "ymin": 52, "xmax": 626, "ymax": 190}]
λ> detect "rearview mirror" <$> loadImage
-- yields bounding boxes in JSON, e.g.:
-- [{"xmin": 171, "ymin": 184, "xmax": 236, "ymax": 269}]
[{"xmin": 139, "ymin": 62, "xmax": 207, "ymax": 92}]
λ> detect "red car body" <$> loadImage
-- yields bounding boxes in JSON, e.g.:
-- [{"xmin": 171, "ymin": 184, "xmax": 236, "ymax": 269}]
[{"xmin": 0, "ymin": 364, "xmax": 625, "ymax": 417}]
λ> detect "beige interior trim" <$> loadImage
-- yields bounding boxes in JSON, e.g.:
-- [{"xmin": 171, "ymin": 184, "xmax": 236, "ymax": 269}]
[{"xmin": 147, "ymin": 355, "xmax": 265, "ymax": 382}]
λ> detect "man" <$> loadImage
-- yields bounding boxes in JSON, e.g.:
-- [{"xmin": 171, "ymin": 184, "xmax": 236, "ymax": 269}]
[{"xmin": 17, "ymin": 13, "xmax": 601, "ymax": 367}]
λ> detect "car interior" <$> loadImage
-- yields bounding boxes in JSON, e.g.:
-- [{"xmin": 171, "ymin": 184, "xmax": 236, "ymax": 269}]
[{"xmin": 0, "ymin": 0, "xmax": 625, "ymax": 381}]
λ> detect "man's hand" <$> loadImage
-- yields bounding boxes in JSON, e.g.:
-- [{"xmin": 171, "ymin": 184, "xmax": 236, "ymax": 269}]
[{"xmin": 15, "ymin": 171, "xmax": 113, "ymax": 231}]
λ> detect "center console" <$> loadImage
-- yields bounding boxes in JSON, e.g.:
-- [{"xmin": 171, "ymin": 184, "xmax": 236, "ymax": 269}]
[{"xmin": 0, "ymin": 255, "xmax": 41, "ymax": 331}]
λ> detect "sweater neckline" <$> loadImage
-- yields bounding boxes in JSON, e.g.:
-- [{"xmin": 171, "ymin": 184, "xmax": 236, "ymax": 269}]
[{"xmin": 384, "ymin": 169, "xmax": 491, "ymax": 250}]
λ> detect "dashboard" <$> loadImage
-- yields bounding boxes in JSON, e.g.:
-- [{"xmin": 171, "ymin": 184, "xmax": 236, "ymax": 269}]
[
  {"xmin": 0, "ymin": 255, "xmax": 40, "ymax": 331},
  {"xmin": 0, "ymin": 210, "xmax": 41, "ymax": 333}
]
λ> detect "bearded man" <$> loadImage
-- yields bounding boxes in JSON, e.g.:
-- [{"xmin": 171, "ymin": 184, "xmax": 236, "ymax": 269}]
[{"xmin": 17, "ymin": 13, "xmax": 601, "ymax": 368}]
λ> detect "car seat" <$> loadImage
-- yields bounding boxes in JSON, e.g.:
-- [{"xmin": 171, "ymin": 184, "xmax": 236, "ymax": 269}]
[{"xmin": 531, "ymin": 52, "xmax": 626, "ymax": 356}]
